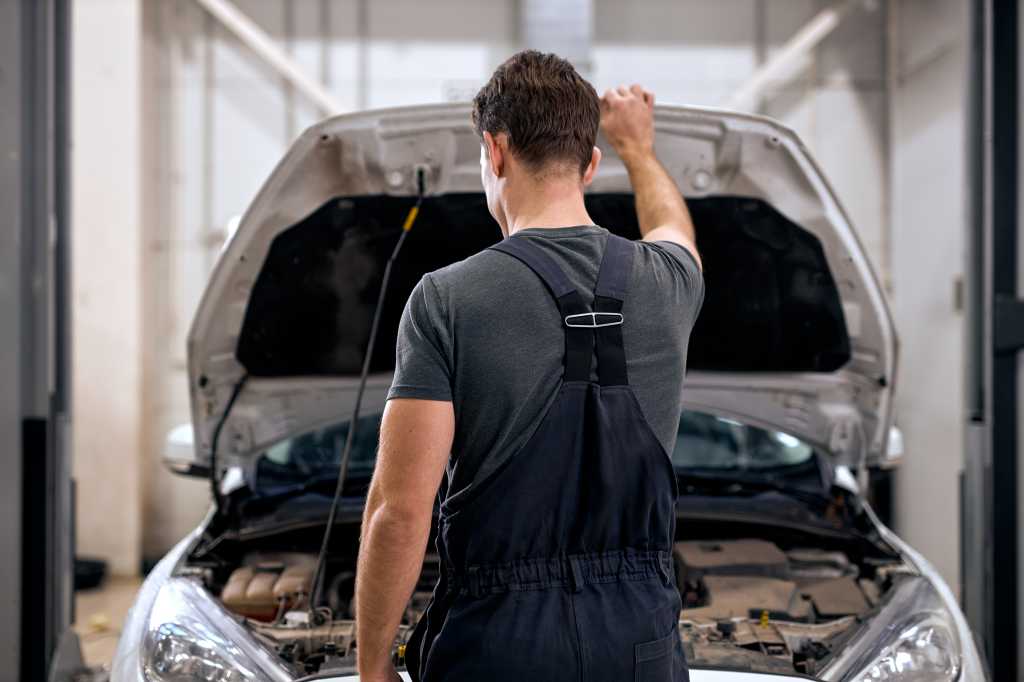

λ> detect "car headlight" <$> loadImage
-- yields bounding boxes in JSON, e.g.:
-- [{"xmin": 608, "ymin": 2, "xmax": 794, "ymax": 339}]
[
  {"xmin": 846, "ymin": 612, "xmax": 960, "ymax": 681},
  {"xmin": 142, "ymin": 578, "xmax": 293, "ymax": 682},
  {"xmin": 823, "ymin": 575, "xmax": 962, "ymax": 681}
]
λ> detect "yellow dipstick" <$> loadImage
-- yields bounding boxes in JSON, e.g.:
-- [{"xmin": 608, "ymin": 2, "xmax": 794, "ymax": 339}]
[
  {"xmin": 397, "ymin": 644, "xmax": 407, "ymax": 660},
  {"xmin": 759, "ymin": 609, "xmax": 770, "ymax": 627},
  {"xmin": 402, "ymin": 204, "xmax": 420, "ymax": 232}
]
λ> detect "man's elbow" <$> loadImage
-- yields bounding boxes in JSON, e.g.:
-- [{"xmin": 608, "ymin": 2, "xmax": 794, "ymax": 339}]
[{"xmin": 365, "ymin": 498, "xmax": 432, "ymax": 538}]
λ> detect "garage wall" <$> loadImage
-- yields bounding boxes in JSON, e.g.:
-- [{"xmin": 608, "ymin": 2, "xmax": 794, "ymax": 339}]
[
  {"xmin": 133, "ymin": 0, "xmax": 891, "ymax": 563},
  {"xmin": 72, "ymin": 0, "xmax": 145, "ymax": 576},
  {"xmin": 889, "ymin": 0, "xmax": 968, "ymax": 596}
]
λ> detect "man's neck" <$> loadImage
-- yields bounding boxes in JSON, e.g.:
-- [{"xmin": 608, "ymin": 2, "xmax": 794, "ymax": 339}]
[{"xmin": 502, "ymin": 176, "xmax": 595, "ymax": 236}]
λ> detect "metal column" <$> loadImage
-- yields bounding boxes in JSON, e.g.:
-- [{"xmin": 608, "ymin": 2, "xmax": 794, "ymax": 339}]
[
  {"xmin": 0, "ymin": 0, "xmax": 73, "ymax": 679},
  {"xmin": 964, "ymin": 0, "xmax": 1021, "ymax": 677}
]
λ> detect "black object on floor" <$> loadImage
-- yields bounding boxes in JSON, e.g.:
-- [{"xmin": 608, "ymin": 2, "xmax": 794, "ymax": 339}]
[{"xmin": 74, "ymin": 557, "xmax": 107, "ymax": 591}]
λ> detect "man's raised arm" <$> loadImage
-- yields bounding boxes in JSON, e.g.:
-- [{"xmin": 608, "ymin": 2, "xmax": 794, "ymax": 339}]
[{"xmin": 600, "ymin": 84, "xmax": 701, "ymax": 269}]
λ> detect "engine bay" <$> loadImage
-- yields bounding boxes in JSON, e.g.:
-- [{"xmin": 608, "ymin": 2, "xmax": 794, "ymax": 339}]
[
  {"xmin": 203, "ymin": 550, "xmax": 438, "ymax": 673},
  {"xmin": 182, "ymin": 523, "xmax": 909, "ymax": 677},
  {"xmin": 673, "ymin": 538, "xmax": 904, "ymax": 676}
]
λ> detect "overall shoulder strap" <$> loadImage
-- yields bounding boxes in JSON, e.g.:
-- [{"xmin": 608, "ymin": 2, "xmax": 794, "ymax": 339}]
[
  {"xmin": 489, "ymin": 237, "xmax": 593, "ymax": 381},
  {"xmin": 593, "ymin": 235, "xmax": 634, "ymax": 386}
]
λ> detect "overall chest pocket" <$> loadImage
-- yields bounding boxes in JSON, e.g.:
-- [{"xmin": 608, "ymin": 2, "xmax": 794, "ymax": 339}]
[{"xmin": 634, "ymin": 630, "xmax": 677, "ymax": 681}]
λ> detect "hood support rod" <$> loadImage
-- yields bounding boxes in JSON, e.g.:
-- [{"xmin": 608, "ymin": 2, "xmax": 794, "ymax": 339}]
[
  {"xmin": 309, "ymin": 171, "xmax": 426, "ymax": 620},
  {"xmin": 209, "ymin": 372, "xmax": 249, "ymax": 512}
]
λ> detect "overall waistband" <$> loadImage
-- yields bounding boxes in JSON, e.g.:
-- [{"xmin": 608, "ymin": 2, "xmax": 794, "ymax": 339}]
[{"xmin": 449, "ymin": 549, "xmax": 673, "ymax": 599}]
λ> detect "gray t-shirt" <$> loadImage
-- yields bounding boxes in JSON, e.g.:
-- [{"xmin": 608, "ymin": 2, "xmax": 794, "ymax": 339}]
[{"xmin": 387, "ymin": 225, "xmax": 704, "ymax": 508}]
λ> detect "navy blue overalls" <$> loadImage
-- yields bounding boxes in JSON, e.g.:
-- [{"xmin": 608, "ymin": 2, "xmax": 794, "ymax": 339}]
[{"xmin": 405, "ymin": 234, "xmax": 688, "ymax": 681}]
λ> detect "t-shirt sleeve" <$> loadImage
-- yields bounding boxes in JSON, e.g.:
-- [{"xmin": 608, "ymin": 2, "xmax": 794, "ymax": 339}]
[
  {"xmin": 387, "ymin": 274, "xmax": 454, "ymax": 402},
  {"xmin": 645, "ymin": 240, "xmax": 705, "ymax": 317}
]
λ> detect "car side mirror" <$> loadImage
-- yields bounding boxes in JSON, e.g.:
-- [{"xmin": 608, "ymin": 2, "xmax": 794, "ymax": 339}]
[
  {"xmin": 882, "ymin": 425, "xmax": 904, "ymax": 468},
  {"xmin": 162, "ymin": 423, "xmax": 209, "ymax": 477}
]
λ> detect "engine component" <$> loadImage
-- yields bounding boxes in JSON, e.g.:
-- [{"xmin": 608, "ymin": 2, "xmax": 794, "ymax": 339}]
[
  {"xmin": 220, "ymin": 554, "xmax": 314, "ymax": 621},
  {"xmin": 675, "ymin": 539, "xmax": 788, "ymax": 582},
  {"xmin": 275, "ymin": 562, "xmax": 315, "ymax": 600},
  {"xmin": 786, "ymin": 547, "xmax": 856, "ymax": 578},
  {"xmin": 680, "ymin": 616, "xmax": 856, "ymax": 676},
  {"xmin": 683, "ymin": 575, "xmax": 812, "ymax": 621},
  {"xmin": 251, "ymin": 618, "xmax": 416, "ymax": 675},
  {"xmin": 676, "ymin": 539, "xmax": 873, "ymax": 622},
  {"xmin": 327, "ymin": 571, "xmax": 356, "ymax": 618},
  {"xmin": 800, "ymin": 577, "xmax": 870, "ymax": 617},
  {"xmin": 222, "ymin": 567, "xmax": 279, "ymax": 620}
]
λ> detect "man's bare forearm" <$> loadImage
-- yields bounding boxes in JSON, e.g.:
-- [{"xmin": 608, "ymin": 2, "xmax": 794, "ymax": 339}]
[
  {"xmin": 355, "ymin": 498, "xmax": 431, "ymax": 674},
  {"xmin": 355, "ymin": 398, "xmax": 452, "ymax": 681},
  {"xmin": 621, "ymin": 150, "xmax": 696, "ymax": 244}
]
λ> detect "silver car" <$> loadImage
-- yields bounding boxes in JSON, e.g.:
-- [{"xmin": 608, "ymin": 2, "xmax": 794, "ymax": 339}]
[{"xmin": 111, "ymin": 103, "xmax": 987, "ymax": 681}]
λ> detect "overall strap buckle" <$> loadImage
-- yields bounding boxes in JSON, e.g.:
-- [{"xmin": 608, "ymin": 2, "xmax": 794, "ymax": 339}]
[
  {"xmin": 488, "ymin": 234, "xmax": 635, "ymax": 385},
  {"xmin": 564, "ymin": 312, "xmax": 624, "ymax": 328}
]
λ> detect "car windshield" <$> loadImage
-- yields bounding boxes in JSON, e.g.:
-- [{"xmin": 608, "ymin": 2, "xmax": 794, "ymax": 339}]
[{"xmin": 252, "ymin": 409, "xmax": 815, "ymax": 493}]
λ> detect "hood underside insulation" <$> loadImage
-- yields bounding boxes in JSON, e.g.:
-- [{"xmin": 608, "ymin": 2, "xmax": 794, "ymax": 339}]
[{"xmin": 236, "ymin": 193, "xmax": 850, "ymax": 378}]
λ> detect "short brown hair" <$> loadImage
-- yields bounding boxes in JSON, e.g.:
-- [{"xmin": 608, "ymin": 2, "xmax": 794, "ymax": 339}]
[{"xmin": 472, "ymin": 50, "xmax": 600, "ymax": 176}]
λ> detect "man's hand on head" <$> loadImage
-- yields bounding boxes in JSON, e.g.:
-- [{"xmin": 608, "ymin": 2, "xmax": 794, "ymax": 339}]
[{"xmin": 600, "ymin": 84, "xmax": 656, "ymax": 164}]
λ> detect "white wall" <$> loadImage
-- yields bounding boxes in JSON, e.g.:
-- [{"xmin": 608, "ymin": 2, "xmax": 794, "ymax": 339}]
[
  {"xmin": 72, "ymin": 0, "xmax": 145, "ymax": 576},
  {"xmin": 138, "ymin": 0, "xmax": 893, "ymax": 563},
  {"xmin": 889, "ymin": 0, "xmax": 968, "ymax": 595}
]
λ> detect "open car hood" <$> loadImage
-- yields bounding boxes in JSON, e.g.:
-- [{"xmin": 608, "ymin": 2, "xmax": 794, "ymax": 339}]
[{"xmin": 188, "ymin": 103, "xmax": 897, "ymax": 475}]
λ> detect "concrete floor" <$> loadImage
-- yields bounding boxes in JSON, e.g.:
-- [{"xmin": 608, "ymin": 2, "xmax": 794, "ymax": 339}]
[{"xmin": 73, "ymin": 576, "xmax": 143, "ymax": 667}]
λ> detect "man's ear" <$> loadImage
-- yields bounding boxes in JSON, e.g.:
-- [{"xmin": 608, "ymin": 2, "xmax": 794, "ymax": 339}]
[
  {"xmin": 483, "ymin": 131, "xmax": 506, "ymax": 178},
  {"xmin": 582, "ymin": 145, "xmax": 602, "ymax": 186}
]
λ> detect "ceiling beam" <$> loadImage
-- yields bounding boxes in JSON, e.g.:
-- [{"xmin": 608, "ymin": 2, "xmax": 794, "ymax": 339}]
[
  {"xmin": 192, "ymin": 0, "xmax": 343, "ymax": 116},
  {"xmin": 725, "ymin": 0, "xmax": 861, "ymax": 112}
]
